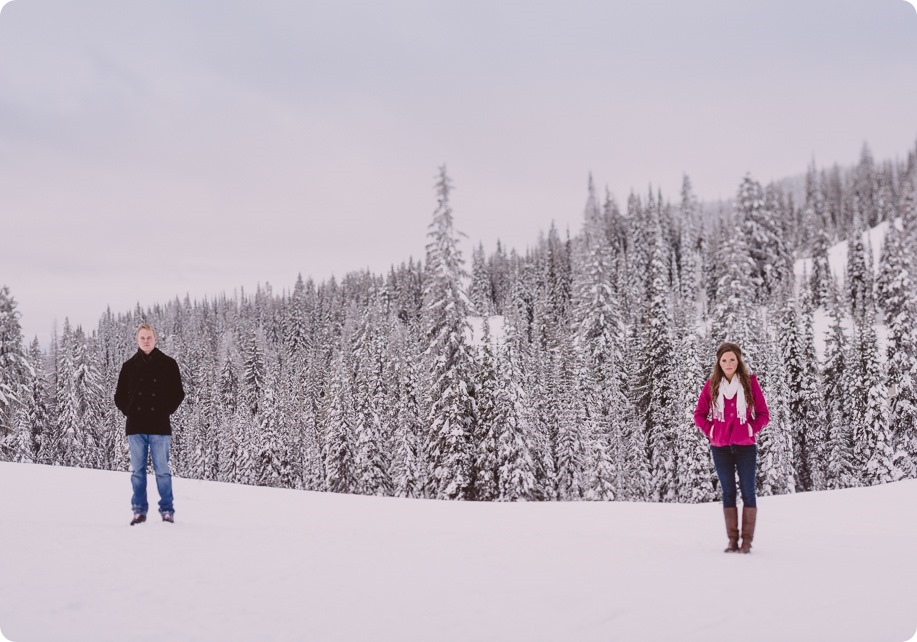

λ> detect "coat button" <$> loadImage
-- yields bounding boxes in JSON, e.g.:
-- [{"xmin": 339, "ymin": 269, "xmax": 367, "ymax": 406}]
[
  {"xmin": 152, "ymin": 393, "xmax": 156, "ymax": 397},
  {"xmin": 153, "ymin": 378, "xmax": 157, "ymax": 383},
  {"xmin": 151, "ymin": 407, "xmax": 155, "ymax": 411},
  {"xmin": 138, "ymin": 392, "xmax": 143, "ymax": 396}
]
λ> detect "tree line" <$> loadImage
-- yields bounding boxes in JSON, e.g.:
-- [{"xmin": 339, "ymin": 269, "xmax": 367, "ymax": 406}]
[{"xmin": 1, "ymin": 141, "xmax": 916, "ymax": 502}]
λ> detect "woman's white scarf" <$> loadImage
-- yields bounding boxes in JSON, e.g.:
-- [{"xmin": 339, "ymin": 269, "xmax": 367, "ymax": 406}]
[{"xmin": 714, "ymin": 376, "xmax": 747, "ymax": 425}]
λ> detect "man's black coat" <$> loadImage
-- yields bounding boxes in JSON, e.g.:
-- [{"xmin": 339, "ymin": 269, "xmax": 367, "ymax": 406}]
[{"xmin": 114, "ymin": 347, "xmax": 185, "ymax": 436}]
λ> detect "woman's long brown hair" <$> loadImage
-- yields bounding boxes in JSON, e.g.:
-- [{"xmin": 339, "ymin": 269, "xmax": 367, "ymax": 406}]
[{"xmin": 709, "ymin": 342, "xmax": 754, "ymax": 413}]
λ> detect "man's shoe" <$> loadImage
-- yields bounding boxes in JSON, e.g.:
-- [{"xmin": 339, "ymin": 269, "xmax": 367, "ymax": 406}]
[
  {"xmin": 130, "ymin": 513, "xmax": 147, "ymax": 526},
  {"xmin": 162, "ymin": 512, "xmax": 174, "ymax": 523}
]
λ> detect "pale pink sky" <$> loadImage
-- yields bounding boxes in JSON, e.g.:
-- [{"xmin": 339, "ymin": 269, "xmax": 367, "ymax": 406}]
[{"xmin": 1, "ymin": 0, "xmax": 915, "ymax": 344}]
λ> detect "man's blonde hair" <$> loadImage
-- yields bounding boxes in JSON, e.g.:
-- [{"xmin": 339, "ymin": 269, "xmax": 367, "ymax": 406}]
[{"xmin": 136, "ymin": 323, "xmax": 158, "ymax": 339}]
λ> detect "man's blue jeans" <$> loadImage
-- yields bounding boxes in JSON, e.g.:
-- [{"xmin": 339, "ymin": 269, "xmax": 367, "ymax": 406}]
[
  {"xmin": 128, "ymin": 434, "xmax": 174, "ymax": 515},
  {"xmin": 710, "ymin": 444, "xmax": 757, "ymax": 509}
]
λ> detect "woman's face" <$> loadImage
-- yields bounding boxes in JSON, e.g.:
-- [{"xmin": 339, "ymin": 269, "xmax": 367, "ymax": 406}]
[{"xmin": 719, "ymin": 351, "xmax": 738, "ymax": 380}]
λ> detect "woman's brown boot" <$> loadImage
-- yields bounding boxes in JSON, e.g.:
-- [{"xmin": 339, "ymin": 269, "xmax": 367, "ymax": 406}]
[
  {"xmin": 739, "ymin": 507, "xmax": 757, "ymax": 553},
  {"xmin": 723, "ymin": 507, "xmax": 739, "ymax": 552}
]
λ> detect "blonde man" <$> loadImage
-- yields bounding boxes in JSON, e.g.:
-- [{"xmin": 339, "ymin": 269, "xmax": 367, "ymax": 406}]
[{"xmin": 114, "ymin": 324, "xmax": 185, "ymax": 525}]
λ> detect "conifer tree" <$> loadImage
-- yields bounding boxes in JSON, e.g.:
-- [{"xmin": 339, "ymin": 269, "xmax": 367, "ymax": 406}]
[
  {"xmin": 351, "ymin": 299, "xmax": 393, "ymax": 496},
  {"xmin": 709, "ymin": 225, "xmax": 758, "ymax": 347},
  {"xmin": 20, "ymin": 337, "xmax": 50, "ymax": 463},
  {"xmin": 822, "ymin": 284, "xmax": 857, "ymax": 488},
  {"xmin": 737, "ymin": 176, "xmax": 791, "ymax": 302},
  {"xmin": 469, "ymin": 243, "xmax": 494, "ymax": 316},
  {"xmin": 54, "ymin": 320, "xmax": 83, "ymax": 466},
  {"xmin": 390, "ymin": 321, "xmax": 425, "ymax": 498},
  {"xmin": 422, "ymin": 167, "xmax": 477, "ymax": 500},
  {"xmin": 675, "ymin": 331, "xmax": 716, "ymax": 503},
  {"xmin": 324, "ymin": 341, "xmax": 357, "ymax": 494},
  {"xmin": 471, "ymin": 318, "xmax": 499, "ymax": 501},
  {"xmin": 639, "ymin": 229, "xmax": 680, "ymax": 502},
  {"xmin": 753, "ymin": 324, "xmax": 795, "ymax": 496},
  {"xmin": 808, "ymin": 228, "xmax": 833, "ymax": 308},
  {"xmin": 0, "ymin": 286, "xmax": 27, "ymax": 460},
  {"xmin": 877, "ymin": 223, "xmax": 917, "ymax": 478},
  {"xmin": 241, "ymin": 327, "xmax": 266, "ymax": 416},
  {"xmin": 553, "ymin": 348, "xmax": 587, "ymax": 500},
  {"xmin": 845, "ymin": 217, "xmax": 875, "ymax": 323},
  {"xmin": 850, "ymin": 307, "xmax": 897, "ymax": 485}
]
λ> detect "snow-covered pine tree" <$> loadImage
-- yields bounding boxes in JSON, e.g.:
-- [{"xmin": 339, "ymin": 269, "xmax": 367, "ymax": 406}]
[
  {"xmin": 639, "ymin": 228, "xmax": 680, "ymax": 502},
  {"xmin": 737, "ymin": 175, "xmax": 792, "ymax": 303},
  {"xmin": 620, "ymin": 324, "xmax": 652, "ymax": 501},
  {"xmin": 324, "ymin": 325, "xmax": 358, "ymax": 494},
  {"xmin": 241, "ymin": 326, "xmax": 266, "ymax": 417},
  {"xmin": 708, "ymin": 223, "xmax": 758, "ymax": 348},
  {"xmin": 798, "ymin": 287, "xmax": 829, "ymax": 490},
  {"xmin": 877, "ymin": 221, "xmax": 917, "ymax": 479},
  {"xmin": 753, "ymin": 318, "xmax": 795, "ymax": 497},
  {"xmin": 850, "ymin": 301, "xmax": 897, "ymax": 485},
  {"xmin": 471, "ymin": 317, "xmax": 499, "ymax": 501},
  {"xmin": 798, "ymin": 161, "xmax": 821, "ymax": 254},
  {"xmin": 676, "ymin": 176, "xmax": 704, "ymax": 320},
  {"xmin": 875, "ymin": 163, "xmax": 896, "ymax": 224},
  {"xmin": 822, "ymin": 283, "xmax": 857, "ymax": 489},
  {"xmin": 845, "ymin": 214, "xmax": 875, "ymax": 324},
  {"xmin": 286, "ymin": 273, "xmax": 311, "ymax": 358},
  {"xmin": 494, "ymin": 319, "xmax": 537, "ymax": 502},
  {"xmin": 776, "ymin": 294, "xmax": 815, "ymax": 491},
  {"xmin": 54, "ymin": 320, "xmax": 83, "ymax": 467},
  {"xmin": 808, "ymin": 227, "xmax": 833, "ymax": 309},
  {"xmin": 421, "ymin": 167, "xmax": 477, "ymax": 501},
  {"xmin": 469, "ymin": 243, "xmax": 495, "ymax": 316},
  {"xmin": 570, "ymin": 176, "xmax": 629, "ymax": 500},
  {"xmin": 256, "ymin": 382, "xmax": 288, "ymax": 488},
  {"xmin": 70, "ymin": 326, "xmax": 105, "ymax": 469},
  {"xmin": 855, "ymin": 143, "xmax": 879, "ymax": 228},
  {"xmin": 674, "ymin": 330, "xmax": 716, "ymax": 503},
  {"xmin": 20, "ymin": 337, "xmax": 50, "ymax": 463},
  {"xmin": 0, "ymin": 286, "xmax": 28, "ymax": 461},
  {"xmin": 351, "ymin": 297, "xmax": 393, "ymax": 497},
  {"xmin": 390, "ymin": 319, "xmax": 425, "ymax": 498},
  {"xmin": 553, "ymin": 345, "xmax": 587, "ymax": 500},
  {"xmin": 232, "ymin": 403, "xmax": 258, "ymax": 486}
]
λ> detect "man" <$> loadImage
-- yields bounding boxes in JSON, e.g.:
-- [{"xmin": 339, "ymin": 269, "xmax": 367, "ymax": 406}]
[{"xmin": 114, "ymin": 323, "xmax": 185, "ymax": 526}]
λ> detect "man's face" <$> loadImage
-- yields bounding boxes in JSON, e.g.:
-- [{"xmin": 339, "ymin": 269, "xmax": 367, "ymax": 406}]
[{"xmin": 137, "ymin": 330, "xmax": 157, "ymax": 354}]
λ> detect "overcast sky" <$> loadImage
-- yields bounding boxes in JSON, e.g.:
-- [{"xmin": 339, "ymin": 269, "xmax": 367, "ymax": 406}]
[{"xmin": 1, "ymin": 0, "xmax": 915, "ymax": 345}]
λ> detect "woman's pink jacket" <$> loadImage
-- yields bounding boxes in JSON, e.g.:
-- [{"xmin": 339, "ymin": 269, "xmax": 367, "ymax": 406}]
[{"xmin": 693, "ymin": 375, "xmax": 770, "ymax": 447}]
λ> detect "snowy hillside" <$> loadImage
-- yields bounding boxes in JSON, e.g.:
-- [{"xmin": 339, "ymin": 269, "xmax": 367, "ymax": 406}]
[
  {"xmin": 794, "ymin": 220, "xmax": 891, "ymax": 288},
  {"xmin": 794, "ymin": 220, "xmax": 893, "ymax": 359},
  {"xmin": 1, "ymin": 463, "xmax": 915, "ymax": 642}
]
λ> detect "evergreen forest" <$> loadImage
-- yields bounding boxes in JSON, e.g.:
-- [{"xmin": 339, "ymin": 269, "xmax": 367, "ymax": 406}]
[{"xmin": 2, "ymin": 141, "xmax": 916, "ymax": 503}]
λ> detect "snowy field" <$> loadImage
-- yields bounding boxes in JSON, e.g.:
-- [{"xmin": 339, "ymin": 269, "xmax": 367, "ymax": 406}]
[{"xmin": 1, "ymin": 463, "xmax": 915, "ymax": 642}]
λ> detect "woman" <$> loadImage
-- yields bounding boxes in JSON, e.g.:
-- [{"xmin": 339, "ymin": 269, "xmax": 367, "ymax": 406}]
[{"xmin": 694, "ymin": 342, "xmax": 769, "ymax": 553}]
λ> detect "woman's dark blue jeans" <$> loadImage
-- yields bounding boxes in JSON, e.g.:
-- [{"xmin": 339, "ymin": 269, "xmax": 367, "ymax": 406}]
[{"xmin": 710, "ymin": 445, "xmax": 757, "ymax": 509}]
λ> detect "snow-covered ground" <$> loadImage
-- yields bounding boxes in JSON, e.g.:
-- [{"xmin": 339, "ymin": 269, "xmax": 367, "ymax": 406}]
[{"xmin": 1, "ymin": 463, "xmax": 915, "ymax": 642}]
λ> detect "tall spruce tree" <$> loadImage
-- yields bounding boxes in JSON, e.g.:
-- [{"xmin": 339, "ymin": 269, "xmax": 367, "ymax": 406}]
[
  {"xmin": 21, "ymin": 337, "xmax": 50, "ymax": 463},
  {"xmin": 494, "ymin": 320, "xmax": 537, "ymax": 501},
  {"xmin": 422, "ymin": 167, "xmax": 477, "ymax": 500},
  {"xmin": 877, "ymin": 222, "xmax": 917, "ymax": 478},
  {"xmin": 0, "ymin": 286, "xmax": 28, "ymax": 460},
  {"xmin": 675, "ymin": 331, "xmax": 716, "ymax": 503}
]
